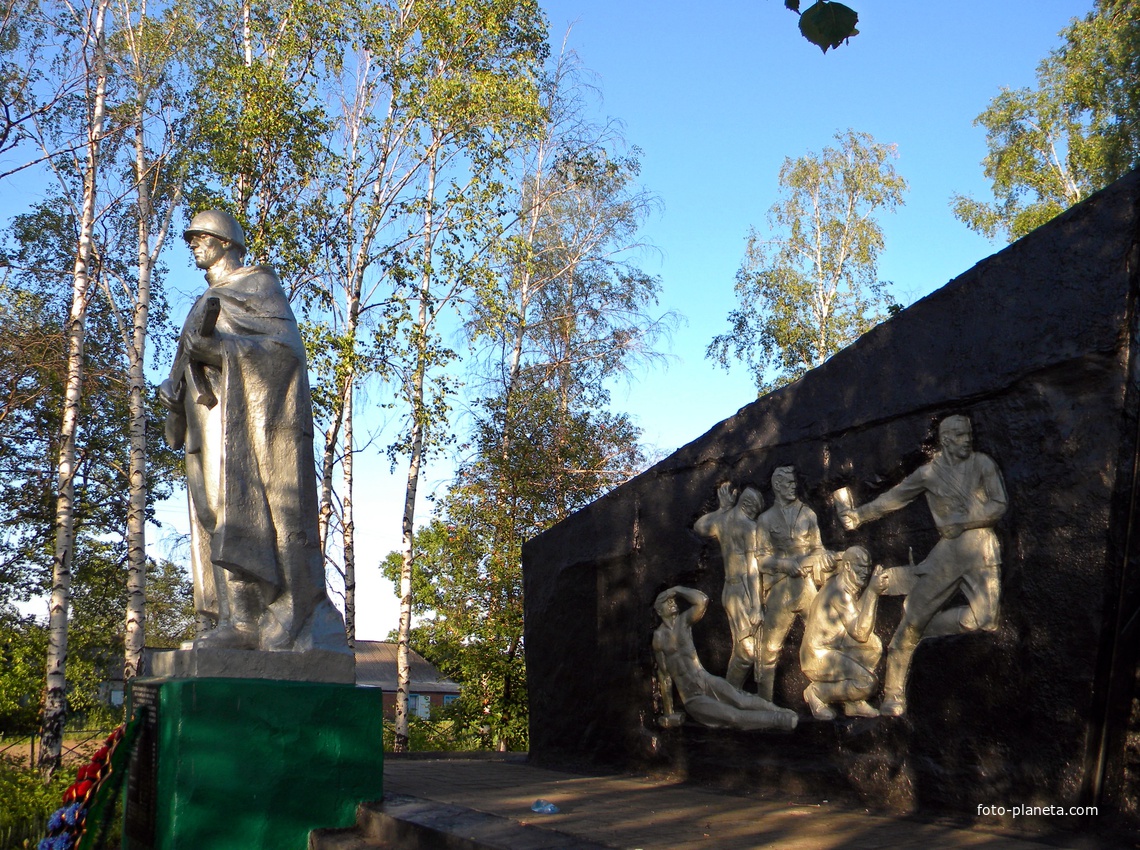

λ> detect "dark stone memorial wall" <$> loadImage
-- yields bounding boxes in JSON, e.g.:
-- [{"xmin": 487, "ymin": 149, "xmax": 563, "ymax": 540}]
[{"xmin": 522, "ymin": 169, "xmax": 1140, "ymax": 826}]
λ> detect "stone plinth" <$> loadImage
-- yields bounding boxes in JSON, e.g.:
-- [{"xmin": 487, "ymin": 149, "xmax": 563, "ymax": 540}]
[
  {"xmin": 123, "ymin": 677, "xmax": 383, "ymax": 850},
  {"xmin": 522, "ymin": 168, "xmax": 1140, "ymax": 828},
  {"xmin": 149, "ymin": 646, "xmax": 355, "ymax": 684}
]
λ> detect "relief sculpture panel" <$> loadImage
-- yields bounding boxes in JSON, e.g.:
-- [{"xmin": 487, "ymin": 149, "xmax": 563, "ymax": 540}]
[{"xmin": 655, "ymin": 413, "xmax": 1007, "ymax": 727}]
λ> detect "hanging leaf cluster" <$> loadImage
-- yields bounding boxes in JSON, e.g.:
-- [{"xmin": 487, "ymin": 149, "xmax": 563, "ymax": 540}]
[{"xmin": 782, "ymin": 0, "xmax": 859, "ymax": 53}]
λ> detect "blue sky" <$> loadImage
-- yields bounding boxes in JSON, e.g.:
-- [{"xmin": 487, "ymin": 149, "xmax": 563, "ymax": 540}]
[
  {"xmin": 538, "ymin": 0, "xmax": 1095, "ymax": 454},
  {"xmin": 148, "ymin": 0, "xmax": 1094, "ymax": 640}
]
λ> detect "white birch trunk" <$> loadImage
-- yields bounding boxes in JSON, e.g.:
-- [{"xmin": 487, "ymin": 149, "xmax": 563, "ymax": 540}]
[
  {"xmin": 342, "ymin": 373, "xmax": 356, "ymax": 647},
  {"xmin": 395, "ymin": 148, "xmax": 438, "ymax": 753},
  {"xmin": 40, "ymin": 0, "xmax": 109, "ymax": 776},
  {"xmin": 123, "ymin": 105, "xmax": 152, "ymax": 682},
  {"xmin": 317, "ymin": 409, "xmax": 343, "ymax": 558}
]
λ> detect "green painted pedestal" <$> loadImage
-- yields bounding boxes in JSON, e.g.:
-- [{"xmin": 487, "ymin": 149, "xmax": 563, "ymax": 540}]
[{"xmin": 124, "ymin": 677, "xmax": 383, "ymax": 850}]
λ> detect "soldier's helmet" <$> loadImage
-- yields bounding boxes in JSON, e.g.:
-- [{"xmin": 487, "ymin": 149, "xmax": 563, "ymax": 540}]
[{"xmin": 183, "ymin": 210, "xmax": 246, "ymax": 253}]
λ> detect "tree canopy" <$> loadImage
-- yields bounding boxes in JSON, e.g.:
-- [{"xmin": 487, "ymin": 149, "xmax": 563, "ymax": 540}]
[
  {"xmin": 708, "ymin": 129, "xmax": 906, "ymax": 394},
  {"xmin": 952, "ymin": 0, "xmax": 1140, "ymax": 242}
]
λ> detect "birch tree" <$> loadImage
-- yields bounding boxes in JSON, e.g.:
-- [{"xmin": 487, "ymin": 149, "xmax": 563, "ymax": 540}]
[
  {"xmin": 3, "ymin": 196, "xmax": 182, "ymax": 743},
  {"xmin": 708, "ymin": 129, "xmax": 907, "ymax": 394},
  {"xmin": 381, "ymin": 49, "xmax": 674, "ymax": 750},
  {"xmin": 104, "ymin": 0, "xmax": 187, "ymax": 682},
  {"xmin": 308, "ymin": 0, "xmax": 448, "ymax": 644},
  {"xmin": 183, "ymin": 0, "xmax": 340, "ymax": 281},
  {"xmin": 951, "ymin": 0, "xmax": 1140, "ymax": 243},
  {"xmin": 39, "ymin": 0, "xmax": 112, "ymax": 777},
  {"xmin": 384, "ymin": 0, "xmax": 547, "ymax": 752},
  {"xmin": 0, "ymin": 0, "xmax": 90, "ymax": 181}
]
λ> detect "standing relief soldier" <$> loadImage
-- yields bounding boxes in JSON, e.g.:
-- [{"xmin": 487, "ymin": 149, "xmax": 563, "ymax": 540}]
[
  {"xmin": 694, "ymin": 484, "xmax": 764, "ymax": 690},
  {"xmin": 838, "ymin": 415, "xmax": 1007, "ymax": 716},
  {"xmin": 754, "ymin": 466, "xmax": 834, "ymax": 701}
]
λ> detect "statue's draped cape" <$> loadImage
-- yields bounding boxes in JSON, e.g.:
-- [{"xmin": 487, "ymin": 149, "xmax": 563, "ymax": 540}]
[{"xmin": 172, "ymin": 265, "xmax": 338, "ymax": 648}]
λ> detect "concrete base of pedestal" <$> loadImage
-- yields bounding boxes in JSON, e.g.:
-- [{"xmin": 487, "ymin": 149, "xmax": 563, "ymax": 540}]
[
  {"xmin": 124, "ymin": 677, "xmax": 383, "ymax": 850},
  {"xmin": 149, "ymin": 646, "xmax": 355, "ymax": 684}
]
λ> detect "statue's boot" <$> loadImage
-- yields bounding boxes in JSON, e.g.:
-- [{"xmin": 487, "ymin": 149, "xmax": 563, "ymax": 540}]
[
  {"xmin": 803, "ymin": 683, "xmax": 836, "ymax": 720},
  {"xmin": 194, "ymin": 622, "xmax": 257, "ymax": 649},
  {"xmin": 754, "ymin": 663, "xmax": 776, "ymax": 702},
  {"xmin": 196, "ymin": 580, "xmax": 259, "ymax": 650},
  {"xmin": 725, "ymin": 655, "xmax": 752, "ymax": 691},
  {"xmin": 880, "ymin": 641, "xmax": 916, "ymax": 717},
  {"xmin": 844, "ymin": 700, "xmax": 879, "ymax": 718},
  {"xmin": 814, "ymin": 678, "xmax": 878, "ymax": 718}
]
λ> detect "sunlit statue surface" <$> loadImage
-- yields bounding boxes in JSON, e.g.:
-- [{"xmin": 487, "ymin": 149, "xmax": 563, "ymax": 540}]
[
  {"xmin": 652, "ymin": 586, "xmax": 798, "ymax": 732},
  {"xmin": 838, "ymin": 415, "xmax": 1007, "ymax": 716},
  {"xmin": 160, "ymin": 210, "xmax": 349, "ymax": 662},
  {"xmin": 694, "ymin": 483, "xmax": 764, "ymax": 689},
  {"xmin": 754, "ymin": 466, "xmax": 834, "ymax": 700},
  {"xmin": 800, "ymin": 546, "xmax": 886, "ymax": 719}
]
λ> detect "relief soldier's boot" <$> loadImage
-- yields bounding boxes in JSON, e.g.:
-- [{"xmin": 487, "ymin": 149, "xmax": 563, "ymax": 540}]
[
  {"xmin": 803, "ymin": 683, "xmax": 836, "ymax": 720},
  {"xmin": 879, "ymin": 647, "xmax": 912, "ymax": 717},
  {"xmin": 844, "ymin": 700, "xmax": 879, "ymax": 718},
  {"xmin": 755, "ymin": 664, "xmax": 776, "ymax": 702},
  {"xmin": 726, "ymin": 655, "xmax": 752, "ymax": 691}
]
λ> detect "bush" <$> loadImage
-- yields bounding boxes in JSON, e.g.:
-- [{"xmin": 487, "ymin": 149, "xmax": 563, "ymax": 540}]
[
  {"xmin": 0, "ymin": 759, "xmax": 72, "ymax": 849},
  {"xmin": 382, "ymin": 714, "xmax": 465, "ymax": 752}
]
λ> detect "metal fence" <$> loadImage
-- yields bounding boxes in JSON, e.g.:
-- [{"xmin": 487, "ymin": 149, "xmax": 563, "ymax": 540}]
[{"xmin": 0, "ymin": 730, "xmax": 108, "ymax": 770}]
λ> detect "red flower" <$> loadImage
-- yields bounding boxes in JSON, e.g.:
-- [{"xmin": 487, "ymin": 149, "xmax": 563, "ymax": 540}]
[{"xmin": 65, "ymin": 779, "xmax": 94, "ymax": 804}]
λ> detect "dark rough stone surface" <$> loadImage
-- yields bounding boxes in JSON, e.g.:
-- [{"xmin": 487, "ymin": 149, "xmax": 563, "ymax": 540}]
[{"xmin": 522, "ymin": 169, "xmax": 1140, "ymax": 826}]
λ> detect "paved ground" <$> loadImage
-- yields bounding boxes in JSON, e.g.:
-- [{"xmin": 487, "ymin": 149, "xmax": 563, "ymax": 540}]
[{"xmin": 381, "ymin": 755, "xmax": 1116, "ymax": 850}]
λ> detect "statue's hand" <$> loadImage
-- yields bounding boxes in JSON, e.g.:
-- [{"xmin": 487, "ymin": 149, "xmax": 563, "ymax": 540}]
[
  {"xmin": 839, "ymin": 506, "xmax": 860, "ymax": 531},
  {"xmin": 870, "ymin": 565, "xmax": 889, "ymax": 595},
  {"xmin": 183, "ymin": 327, "xmax": 218, "ymax": 363},
  {"xmin": 158, "ymin": 377, "xmax": 184, "ymax": 411},
  {"xmin": 716, "ymin": 482, "xmax": 737, "ymax": 510},
  {"xmin": 802, "ymin": 550, "xmax": 833, "ymax": 573}
]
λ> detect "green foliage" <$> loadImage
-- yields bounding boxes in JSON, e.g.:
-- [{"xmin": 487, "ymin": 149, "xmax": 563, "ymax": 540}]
[
  {"xmin": 0, "ymin": 607, "xmax": 46, "ymax": 736},
  {"xmin": 180, "ymin": 0, "xmax": 343, "ymax": 280},
  {"xmin": 380, "ymin": 59, "xmax": 672, "ymax": 749},
  {"xmin": 0, "ymin": 0, "xmax": 78, "ymax": 169},
  {"xmin": 0, "ymin": 549, "xmax": 193, "ymax": 737},
  {"xmin": 0, "ymin": 279, "xmax": 62, "ymax": 604},
  {"xmin": 952, "ymin": 0, "xmax": 1140, "ymax": 242},
  {"xmin": 0, "ymin": 201, "xmax": 180, "ymax": 609},
  {"xmin": 384, "ymin": 383, "xmax": 645, "ymax": 750},
  {"xmin": 0, "ymin": 759, "xmax": 72, "ymax": 848},
  {"xmin": 143, "ymin": 558, "xmax": 196, "ymax": 650},
  {"xmin": 708, "ymin": 129, "xmax": 906, "ymax": 394},
  {"xmin": 381, "ymin": 713, "xmax": 464, "ymax": 752}
]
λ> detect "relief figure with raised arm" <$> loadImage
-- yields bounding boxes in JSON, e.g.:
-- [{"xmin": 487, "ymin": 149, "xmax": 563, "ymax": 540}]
[
  {"xmin": 838, "ymin": 415, "xmax": 1007, "ymax": 716},
  {"xmin": 653, "ymin": 586, "xmax": 798, "ymax": 732},
  {"xmin": 694, "ymin": 483, "xmax": 764, "ymax": 689}
]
